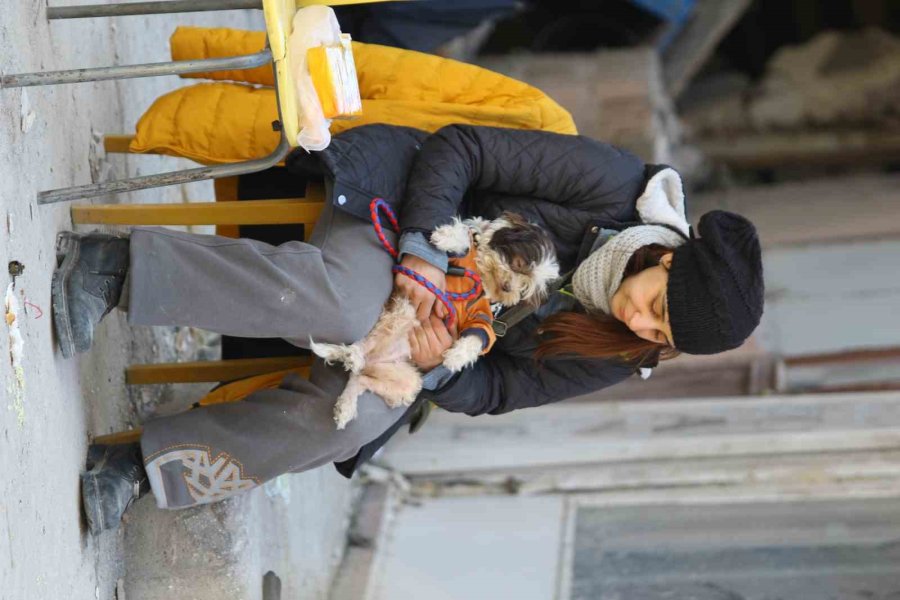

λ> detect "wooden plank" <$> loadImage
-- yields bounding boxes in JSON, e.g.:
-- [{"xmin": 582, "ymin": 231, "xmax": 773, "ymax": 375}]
[
  {"xmin": 697, "ymin": 129, "xmax": 900, "ymax": 169},
  {"xmin": 93, "ymin": 428, "xmax": 142, "ymax": 445},
  {"xmin": 404, "ymin": 391, "xmax": 900, "ymax": 438},
  {"xmin": 564, "ymin": 481, "xmax": 900, "ymax": 508},
  {"xmin": 388, "ymin": 428, "xmax": 900, "ymax": 476},
  {"xmin": 303, "ymin": 181, "xmax": 326, "ymax": 240},
  {"xmin": 759, "ymin": 239, "xmax": 900, "ymax": 356},
  {"xmin": 382, "ymin": 392, "xmax": 900, "ymax": 475},
  {"xmin": 72, "ymin": 198, "xmax": 323, "ymax": 226},
  {"xmin": 662, "ymin": 0, "xmax": 752, "ymax": 98},
  {"xmin": 126, "ymin": 356, "xmax": 311, "ymax": 384},
  {"xmin": 305, "ymin": 180, "xmax": 325, "ymax": 202},
  {"xmin": 784, "ymin": 353, "xmax": 900, "ymax": 394},
  {"xmin": 214, "ymin": 175, "xmax": 241, "ymax": 238},
  {"xmin": 690, "ymin": 173, "xmax": 900, "ymax": 250},
  {"xmin": 412, "ymin": 450, "xmax": 900, "ymax": 496},
  {"xmin": 103, "ymin": 134, "xmax": 135, "ymax": 154},
  {"xmin": 785, "ymin": 346, "xmax": 900, "ymax": 367}
]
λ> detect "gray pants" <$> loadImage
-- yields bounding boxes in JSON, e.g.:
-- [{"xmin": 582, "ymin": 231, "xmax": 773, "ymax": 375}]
[{"xmin": 130, "ymin": 201, "xmax": 406, "ymax": 509}]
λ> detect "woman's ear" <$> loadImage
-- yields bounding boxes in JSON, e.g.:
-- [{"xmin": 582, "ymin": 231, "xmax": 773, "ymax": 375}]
[{"xmin": 660, "ymin": 252, "xmax": 674, "ymax": 270}]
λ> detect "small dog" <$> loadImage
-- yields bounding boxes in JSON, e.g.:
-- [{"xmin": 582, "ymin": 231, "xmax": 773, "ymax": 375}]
[{"xmin": 312, "ymin": 212, "xmax": 559, "ymax": 429}]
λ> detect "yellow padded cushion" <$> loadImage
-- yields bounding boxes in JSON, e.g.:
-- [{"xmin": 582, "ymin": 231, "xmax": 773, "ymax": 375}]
[
  {"xmin": 131, "ymin": 83, "xmax": 280, "ymax": 164},
  {"xmin": 131, "ymin": 27, "xmax": 576, "ymax": 163},
  {"xmin": 171, "ymin": 27, "xmax": 273, "ymax": 85}
]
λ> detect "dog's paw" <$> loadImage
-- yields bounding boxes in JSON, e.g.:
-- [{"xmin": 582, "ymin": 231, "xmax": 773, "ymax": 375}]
[
  {"xmin": 333, "ymin": 397, "xmax": 358, "ymax": 430},
  {"xmin": 441, "ymin": 335, "xmax": 484, "ymax": 372},
  {"xmin": 341, "ymin": 344, "xmax": 367, "ymax": 374},
  {"xmin": 430, "ymin": 219, "xmax": 471, "ymax": 255}
]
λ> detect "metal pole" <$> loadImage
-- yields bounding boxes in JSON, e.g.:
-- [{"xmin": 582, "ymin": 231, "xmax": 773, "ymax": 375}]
[
  {"xmin": 1, "ymin": 51, "xmax": 271, "ymax": 88},
  {"xmin": 38, "ymin": 135, "xmax": 291, "ymax": 204},
  {"xmin": 47, "ymin": 0, "xmax": 261, "ymax": 19}
]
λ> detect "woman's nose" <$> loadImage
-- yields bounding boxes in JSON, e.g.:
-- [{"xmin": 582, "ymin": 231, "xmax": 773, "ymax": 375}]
[
  {"xmin": 628, "ymin": 310, "xmax": 646, "ymax": 331},
  {"xmin": 628, "ymin": 310, "xmax": 655, "ymax": 332}
]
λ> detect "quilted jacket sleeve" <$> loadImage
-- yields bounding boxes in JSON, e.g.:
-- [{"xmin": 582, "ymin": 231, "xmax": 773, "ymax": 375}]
[
  {"xmin": 425, "ymin": 349, "xmax": 635, "ymax": 416},
  {"xmin": 400, "ymin": 124, "xmax": 645, "ymax": 234}
]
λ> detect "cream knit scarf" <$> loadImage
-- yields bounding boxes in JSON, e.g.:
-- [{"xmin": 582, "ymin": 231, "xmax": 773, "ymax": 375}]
[{"xmin": 572, "ymin": 168, "xmax": 691, "ymax": 314}]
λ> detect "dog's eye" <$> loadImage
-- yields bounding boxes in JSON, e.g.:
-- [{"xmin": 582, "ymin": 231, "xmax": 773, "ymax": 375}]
[{"xmin": 501, "ymin": 282, "xmax": 512, "ymax": 293}]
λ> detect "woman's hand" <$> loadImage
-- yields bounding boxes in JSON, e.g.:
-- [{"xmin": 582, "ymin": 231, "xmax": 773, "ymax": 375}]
[
  {"xmin": 394, "ymin": 255, "xmax": 448, "ymax": 322},
  {"xmin": 408, "ymin": 315, "xmax": 457, "ymax": 371}
]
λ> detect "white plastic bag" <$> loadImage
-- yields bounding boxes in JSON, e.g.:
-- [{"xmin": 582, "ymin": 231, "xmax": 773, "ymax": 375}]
[{"xmin": 288, "ymin": 5, "xmax": 342, "ymax": 151}]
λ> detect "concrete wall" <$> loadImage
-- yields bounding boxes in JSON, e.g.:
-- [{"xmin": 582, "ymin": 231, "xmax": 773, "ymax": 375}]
[{"xmin": 691, "ymin": 173, "xmax": 900, "ymax": 249}]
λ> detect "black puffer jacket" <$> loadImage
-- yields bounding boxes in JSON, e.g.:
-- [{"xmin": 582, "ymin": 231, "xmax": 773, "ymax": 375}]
[{"xmin": 289, "ymin": 124, "xmax": 661, "ymax": 473}]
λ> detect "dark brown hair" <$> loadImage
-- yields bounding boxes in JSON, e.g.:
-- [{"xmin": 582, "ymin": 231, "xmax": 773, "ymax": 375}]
[
  {"xmin": 488, "ymin": 212, "xmax": 556, "ymax": 274},
  {"xmin": 535, "ymin": 244, "xmax": 680, "ymax": 365}
]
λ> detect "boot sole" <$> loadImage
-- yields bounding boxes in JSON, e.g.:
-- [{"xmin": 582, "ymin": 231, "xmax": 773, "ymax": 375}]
[
  {"xmin": 81, "ymin": 443, "xmax": 111, "ymax": 536},
  {"xmin": 51, "ymin": 233, "xmax": 81, "ymax": 359},
  {"xmin": 81, "ymin": 468, "xmax": 105, "ymax": 536}
]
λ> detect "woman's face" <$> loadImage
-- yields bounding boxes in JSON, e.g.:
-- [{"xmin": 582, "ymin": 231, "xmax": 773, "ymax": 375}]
[{"xmin": 610, "ymin": 252, "xmax": 674, "ymax": 346}]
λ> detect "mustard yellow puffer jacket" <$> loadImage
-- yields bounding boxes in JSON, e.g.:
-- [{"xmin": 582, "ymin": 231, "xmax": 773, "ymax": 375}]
[{"xmin": 129, "ymin": 27, "xmax": 576, "ymax": 164}]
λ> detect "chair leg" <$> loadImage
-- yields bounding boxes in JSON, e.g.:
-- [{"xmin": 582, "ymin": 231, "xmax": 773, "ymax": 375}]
[
  {"xmin": 0, "ymin": 51, "xmax": 271, "ymax": 88},
  {"xmin": 215, "ymin": 176, "xmax": 241, "ymax": 238},
  {"xmin": 39, "ymin": 133, "xmax": 291, "ymax": 205},
  {"xmin": 47, "ymin": 0, "xmax": 261, "ymax": 19},
  {"xmin": 47, "ymin": 0, "xmax": 400, "ymax": 19}
]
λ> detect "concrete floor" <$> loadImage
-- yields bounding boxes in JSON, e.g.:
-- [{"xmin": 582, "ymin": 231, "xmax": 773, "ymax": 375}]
[{"xmin": 0, "ymin": 3, "xmax": 354, "ymax": 599}]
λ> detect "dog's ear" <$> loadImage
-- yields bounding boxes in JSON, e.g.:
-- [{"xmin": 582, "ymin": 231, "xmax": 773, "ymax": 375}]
[
  {"xmin": 430, "ymin": 217, "xmax": 471, "ymax": 254},
  {"xmin": 523, "ymin": 253, "xmax": 561, "ymax": 306},
  {"xmin": 497, "ymin": 211, "xmax": 529, "ymax": 228}
]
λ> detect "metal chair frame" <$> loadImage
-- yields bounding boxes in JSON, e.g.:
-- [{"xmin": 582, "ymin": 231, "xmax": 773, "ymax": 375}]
[{"xmin": 0, "ymin": 0, "xmax": 304, "ymax": 204}]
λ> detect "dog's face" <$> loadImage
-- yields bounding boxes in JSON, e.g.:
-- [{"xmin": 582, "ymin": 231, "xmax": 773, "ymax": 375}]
[{"xmin": 472, "ymin": 212, "xmax": 560, "ymax": 306}]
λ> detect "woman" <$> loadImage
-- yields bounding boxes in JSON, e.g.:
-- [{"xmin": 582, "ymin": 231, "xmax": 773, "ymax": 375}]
[{"xmin": 54, "ymin": 124, "xmax": 764, "ymax": 534}]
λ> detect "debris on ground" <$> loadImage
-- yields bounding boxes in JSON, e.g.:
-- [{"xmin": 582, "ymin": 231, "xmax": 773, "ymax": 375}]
[{"xmin": 5, "ymin": 282, "xmax": 26, "ymax": 427}]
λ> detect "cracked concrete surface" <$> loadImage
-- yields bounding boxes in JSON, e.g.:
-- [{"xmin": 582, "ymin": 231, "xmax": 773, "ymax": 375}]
[{"xmin": 1, "ymin": 3, "xmax": 354, "ymax": 598}]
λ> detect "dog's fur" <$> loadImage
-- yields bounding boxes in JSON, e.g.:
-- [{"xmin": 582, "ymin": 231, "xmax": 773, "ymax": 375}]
[{"xmin": 312, "ymin": 212, "xmax": 559, "ymax": 429}]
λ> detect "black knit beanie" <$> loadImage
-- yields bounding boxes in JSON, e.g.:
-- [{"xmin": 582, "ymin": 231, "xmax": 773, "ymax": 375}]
[{"xmin": 667, "ymin": 211, "xmax": 764, "ymax": 355}]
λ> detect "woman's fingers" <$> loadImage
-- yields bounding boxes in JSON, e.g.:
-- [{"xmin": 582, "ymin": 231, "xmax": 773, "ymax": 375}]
[
  {"xmin": 394, "ymin": 255, "xmax": 447, "ymax": 323},
  {"xmin": 407, "ymin": 316, "xmax": 456, "ymax": 370},
  {"xmin": 420, "ymin": 317, "xmax": 445, "ymax": 352},
  {"xmin": 408, "ymin": 325, "xmax": 420, "ymax": 354},
  {"xmin": 433, "ymin": 299, "xmax": 448, "ymax": 319},
  {"xmin": 408, "ymin": 324, "xmax": 434, "ymax": 370},
  {"xmin": 429, "ymin": 315, "xmax": 455, "ymax": 348},
  {"xmin": 393, "ymin": 272, "xmax": 434, "ymax": 322},
  {"xmin": 415, "ymin": 289, "xmax": 435, "ymax": 322}
]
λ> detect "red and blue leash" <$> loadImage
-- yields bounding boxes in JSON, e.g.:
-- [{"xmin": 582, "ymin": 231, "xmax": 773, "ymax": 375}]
[{"xmin": 370, "ymin": 197, "xmax": 482, "ymax": 329}]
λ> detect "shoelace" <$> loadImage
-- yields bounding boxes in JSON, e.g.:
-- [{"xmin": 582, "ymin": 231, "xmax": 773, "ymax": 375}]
[{"xmin": 88, "ymin": 268, "xmax": 125, "ymax": 305}]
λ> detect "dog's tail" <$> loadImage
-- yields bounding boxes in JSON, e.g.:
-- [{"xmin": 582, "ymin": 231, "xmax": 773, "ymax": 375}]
[{"xmin": 309, "ymin": 337, "xmax": 366, "ymax": 374}]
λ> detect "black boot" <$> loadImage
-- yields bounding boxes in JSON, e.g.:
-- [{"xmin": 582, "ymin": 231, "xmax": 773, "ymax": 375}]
[
  {"xmin": 52, "ymin": 232, "xmax": 129, "ymax": 358},
  {"xmin": 81, "ymin": 442, "xmax": 149, "ymax": 535}
]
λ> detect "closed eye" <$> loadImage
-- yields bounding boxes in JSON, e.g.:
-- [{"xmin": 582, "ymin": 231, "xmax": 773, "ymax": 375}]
[{"xmin": 657, "ymin": 292, "xmax": 673, "ymax": 346}]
